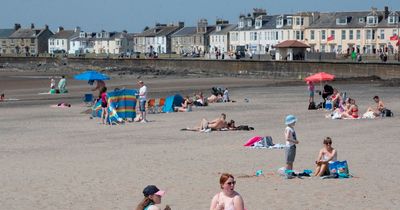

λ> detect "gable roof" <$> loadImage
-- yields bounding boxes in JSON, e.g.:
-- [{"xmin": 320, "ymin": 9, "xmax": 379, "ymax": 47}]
[
  {"xmin": 275, "ymin": 40, "xmax": 310, "ymax": 48},
  {"xmin": 9, "ymin": 28, "xmax": 51, "ymax": 38},
  {"xmin": 51, "ymin": 30, "xmax": 77, "ymax": 39},
  {"xmin": 0, "ymin": 29, "xmax": 15, "ymax": 38},
  {"xmin": 171, "ymin": 27, "xmax": 197, "ymax": 36}
]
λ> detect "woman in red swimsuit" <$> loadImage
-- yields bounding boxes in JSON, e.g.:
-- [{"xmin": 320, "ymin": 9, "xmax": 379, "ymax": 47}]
[{"xmin": 342, "ymin": 98, "xmax": 358, "ymax": 119}]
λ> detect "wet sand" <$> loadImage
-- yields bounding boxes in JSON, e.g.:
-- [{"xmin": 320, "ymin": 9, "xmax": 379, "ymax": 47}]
[{"xmin": 1, "ymin": 70, "xmax": 400, "ymax": 210}]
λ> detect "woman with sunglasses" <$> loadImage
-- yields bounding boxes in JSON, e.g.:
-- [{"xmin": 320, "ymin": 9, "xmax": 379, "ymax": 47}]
[
  {"xmin": 210, "ymin": 173, "xmax": 244, "ymax": 210},
  {"xmin": 315, "ymin": 137, "xmax": 337, "ymax": 176}
]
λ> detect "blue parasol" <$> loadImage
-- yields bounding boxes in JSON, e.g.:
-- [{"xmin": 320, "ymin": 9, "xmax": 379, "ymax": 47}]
[{"xmin": 74, "ymin": 70, "xmax": 110, "ymax": 81}]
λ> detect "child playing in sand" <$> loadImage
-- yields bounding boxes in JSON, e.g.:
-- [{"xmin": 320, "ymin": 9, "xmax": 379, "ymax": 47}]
[
  {"xmin": 284, "ymin": 115, "xmax": 299, "ymax": 170},
  {"xmin": 100, "ymin": 87, "xmax": 109, "ymax": 124}
]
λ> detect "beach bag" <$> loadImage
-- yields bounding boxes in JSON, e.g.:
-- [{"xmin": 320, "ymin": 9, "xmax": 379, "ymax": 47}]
[
  {"xmin": 316, "ymin": 102, "xmax": 323, "ymax": 109},
  {"xmin": 329, "ymin": 161, "xmax": 350, "ymax": 178},
  {"xmin": 308, "ymin": 102, "xmax": 317, "ymax": 110},
  {"xmin": 382, "ymin": 109, "xmax": 393, "ymax": 117}
]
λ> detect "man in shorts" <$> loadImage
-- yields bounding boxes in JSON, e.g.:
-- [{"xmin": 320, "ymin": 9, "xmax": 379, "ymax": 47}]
[{"xmin": 138, "ymin": 81, "xmax": 148, "ymax": 123}]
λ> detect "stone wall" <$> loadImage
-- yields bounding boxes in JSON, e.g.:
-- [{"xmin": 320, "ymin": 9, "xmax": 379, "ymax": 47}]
[{"xmin": 1, "ymin": 57, "xmax": 399, "ymax": 79}]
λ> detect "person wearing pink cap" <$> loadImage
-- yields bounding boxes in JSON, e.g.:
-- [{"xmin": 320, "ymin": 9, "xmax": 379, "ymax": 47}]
[
  {"xmin": 210, "ymin": 173, "xmax": 244, "ymax": 210},
  {"xmin": 136, "ymin": 185, "xmax": 170, "ymax": 210}
]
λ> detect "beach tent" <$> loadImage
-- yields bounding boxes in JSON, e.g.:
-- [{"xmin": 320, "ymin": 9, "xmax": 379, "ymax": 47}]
[
  {"xmin": 92, "ymin": 89, "xmax": 137, "ymax": 123},
  {"xmin": 162, "ymin": 94, "xmax": 184, "ymax": 113}
]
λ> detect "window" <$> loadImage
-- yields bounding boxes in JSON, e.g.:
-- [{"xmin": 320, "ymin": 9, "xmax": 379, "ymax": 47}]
[
  {"xmin": 322, "ymin": 30, "xmax": 326, "ymax": 40},
  {"xmin": 380, "ymin": 29, "xmax": 385, "ymax": 39},
  {"xmin": 394, "ymin": 29, "xmax": 398, "ymax": 36},
  {"xmin": 296, "ymin": 18, "xmax": 300, "ymax": 25},
  {"xmin": 255, "ymin": 20, "xmax": 262, "ymax": 28},
  {"xmin": 336, "ymin": 18, "xmax": 347, "ymax": 25},
  {"xmin": 356, "ymin": 30, "xmax": 361, "ymax": 40},
  {"xmin": 330, "ymin": 30, "xmax": 335, "ymax": 37},
  {"xmin": 358, "ymin": 17, "xmax": 365, "ymax": 23},
  {"xmin": 61, "ymin": 40, "xmax": 64, "ymax": 45},
  {"xmin": 321, "ymin": 44, "xmax": 326, "ymax": 52},
  {"xmin": 287, "ymin": 18, "xmax": 292, "ymax": 26},
  {"xmin": 30, "ymin": 38, "xmax": 35, "ymax": 44},
  {"xmin": 366, "ymin": 30, "xmax": 372, "ymax": 39},
  {"xmin": 349, "ymin": 30, "xmax": 353, "ymax": 40},
  {"xmin": 276, "ymin": 17, "xmax": 283, "ymax": 27},
  {"xmin": 239, "ymin": 21, "xmax": 244, "ymax": 28},
  {"xmin": 367, "ymin": 16, "xmax": 377, "ymax": 25},
  {"xmin": 276, "ymin": 31, "xmax": 279, "ymax": 40},
  {"xmin": 341, "ymin": 30, "xmax": 346, "ymax": 40},
  {"xmin": 310, "ymin": 30, "xmax": 315, "ymax": 40},
  {"xmin": 247, "ymin": 20, "xmax": 252, "ymax": 27},
  {"xmin": 388, "ymin": 15, "xmax": 398, "ymax": 24},
  {"xmin": 295, "ymin": 31, "xmax": 304, "ymax": 40}
]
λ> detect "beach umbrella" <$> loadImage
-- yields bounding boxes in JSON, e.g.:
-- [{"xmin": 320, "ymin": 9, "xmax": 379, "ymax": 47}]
[
  {"xmin": 304, "ymin": 72, "xmax": 335, "ymax": 83},
  {"xmin": 74, "ymin": 70, "xmax": 110, "ymax": 81}
]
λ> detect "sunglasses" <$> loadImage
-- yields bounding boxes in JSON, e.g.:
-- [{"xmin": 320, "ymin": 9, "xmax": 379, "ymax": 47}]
[
  {"xmin": 325, "ymin": 142, "xmax": 332, "ymax": 145},
  {"xmin": 226, "ymin": 181, "xmax": 236, "ymax": 185}
]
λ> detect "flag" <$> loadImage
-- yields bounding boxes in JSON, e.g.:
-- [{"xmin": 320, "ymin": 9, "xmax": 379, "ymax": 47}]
[
  {"xmin": 327, "ymin": 35, "xmax": 335, "ymax": 41},
  {"xmin": 390, "ymin": 35, "xmax": 398, "ymax": 41}
]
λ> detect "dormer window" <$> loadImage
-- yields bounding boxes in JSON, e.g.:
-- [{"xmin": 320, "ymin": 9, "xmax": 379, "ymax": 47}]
[
  {"xmin": 276, "ymin": 16, "xmax": 283, "ymax": 28},
  {"xmin": 255, "ymin": 19, "xmax": 262, "ymax": 29},
  {"xmin": 287, "ymin": 18, "xmax": 292, "ymax": 26},
  {"xmin": 336, "ymin": 17, "xmax": 347, "ymax": 25},
  {"xmin": 388, "ymin": 14, "xmax": 399, "ymax": 24},
  {"xmin": 367, "ymin": 16, "xmax": 378, "ymax": 25},
  {"xmin": 238, "ymin": 21, "xmax": 244, "ymax": 28},
  {"xmin": 216, "ymin": 26, "xmax": 222, "ymax": 31},
  {"xmin": 358, "ymin": 18, "xmax": 365, "ymax": 23},
  {"xmin": 247, "ymin": 20, "xmax": 252, "ymax": 27}
]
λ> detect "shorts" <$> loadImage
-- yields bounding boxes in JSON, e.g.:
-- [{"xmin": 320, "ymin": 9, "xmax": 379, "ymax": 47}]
[
  {"xmin": 309, "ymin": 91, "xmax": 314, "ymax": 97},
  {"xmin": 101, "ymin": 102, "xmax": 107, "ymax": 108},
  {"xmin": 285, "ymin": 145, "xmax": 296, "ymax": 164},
  {"xmin": 139, "ymin": 100, "xmax": 146, "ymax": 112}
]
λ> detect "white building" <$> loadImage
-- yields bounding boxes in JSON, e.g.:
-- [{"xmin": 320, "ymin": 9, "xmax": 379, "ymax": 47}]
[
  {"xmin": 209, "ymin": 19, "xmax": 236, "ymax": 54},
  {"xmin": 69, "ymin": 29, "xmax": 95, "ymax": 55},
  {"xmin": 48, "ymin": 27, "xmax": 78, "ymax": 54}
]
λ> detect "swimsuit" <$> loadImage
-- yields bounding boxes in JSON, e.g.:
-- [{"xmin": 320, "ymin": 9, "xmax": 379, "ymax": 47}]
[{"xmin": 351, "ymin": 107, "xmax": 358, "ymax": 118}]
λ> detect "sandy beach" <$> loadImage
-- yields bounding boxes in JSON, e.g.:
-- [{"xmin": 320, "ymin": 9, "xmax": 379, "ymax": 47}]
[{"xmin": 1, "ymin": 71, "xmax": 400, "ymax": 210}]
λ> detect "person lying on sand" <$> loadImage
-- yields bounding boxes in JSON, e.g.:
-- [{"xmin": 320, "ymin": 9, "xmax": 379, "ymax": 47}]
[{"xmin": 181, "ymin": 113, "xmax": 227, "ymax": 132}]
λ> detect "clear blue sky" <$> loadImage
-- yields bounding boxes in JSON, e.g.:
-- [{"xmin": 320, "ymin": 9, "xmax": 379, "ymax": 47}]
[{"xmin": 0, "ymin": 0, "xmax": 399, "ymax": 33}]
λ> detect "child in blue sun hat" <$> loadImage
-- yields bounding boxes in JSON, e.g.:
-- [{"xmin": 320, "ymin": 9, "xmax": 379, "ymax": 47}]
[{"xmin": 284, "ymin": 115, "xmax": 299, "ymax": 171}]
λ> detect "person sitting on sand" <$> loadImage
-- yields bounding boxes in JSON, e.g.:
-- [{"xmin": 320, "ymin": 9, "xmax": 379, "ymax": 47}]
[
  {"xmin": 208, "ymin": 93, "xmax": 223, "ymax": 103},
  {"xmin": 209, "ymin": 173, "xmax": 245, "ymax": 210},
  {"xmin": 0, "ymin": 93, "xmax": 4, "ymax": 102},
  {"xmin": 57, "ymin": 75, "xmax": 68, "ymax": 93},
  {"xmin": 330, "ymin": 89, "xmax": 342, "ymax": 108},
  {"xmin": 340, "ymin": 98, "xmax": 359, "ymax": 119},
  {"xmin": 193, "ymin": 91, "xmax": 206, "ymax": 106},
  {"xmin": 315, "ymin": 137, "xmax": 337, "ymax": 176},
  {"xmin": 175, "ymin": 96, "xmax": 193, "ymax": 112},
  {"xmin": 89, "ymin": 80, "xmax": 106, "ymax": 101},
  {"xmin": 136, "ymin": 185, "xmax": 170, "ymax": 210},
  {"xmin": 366, "ymin": 95, "xmax": 385, "ymax": 117}
]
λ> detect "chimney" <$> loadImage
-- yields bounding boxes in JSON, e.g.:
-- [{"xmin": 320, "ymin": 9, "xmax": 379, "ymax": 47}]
[
  {"xmin": 74, "ymin": 26, "xmax": 81, "ymax": 33},
  {"xmin": 31, "ymin": 23, "xmax": 35, "ymax": 29},
  {"xmin": 57, "ymin": 26, "xmax": 64, "ymax": 32},
  {"xmin": 384, "ymin": 6, "xmax": 389, "ymax": 19},
  {"xmin": 45, "ymin": 24, "xmax": 49, "ymax": 30},
  {"xmin": 178, "ymin": 22, "xmax": 184, "ymax": 28},
  {"xmin": 14, "ymin": 23, "xmax": 21, "ymax": 30}
]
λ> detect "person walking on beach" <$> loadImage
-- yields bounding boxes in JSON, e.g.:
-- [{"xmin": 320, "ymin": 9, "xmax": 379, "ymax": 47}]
[
  {"xmin": 210, "ymin": 173, "xmax": 245, "ymax": 210},
  {"xmin": 307, "ymin": 81, "xmax": 314, "ymax": 103},
  {"xmin": 284, "ymin": 115, "xmax": 299, "ymax": 170},
  {"xmin": 137, "ymin": 80, "xmax": 148, "ymax": 123},
  {"xmin": 100, "ymin": 87, "xmax": 109, "ymax": 124},
  {"xmin": 58, "ymin": 75, "xmax": 67, "ymax": 93},
  {"xmin": 136, "ymin": 185, "xmax": 170, "ymax": 210}
]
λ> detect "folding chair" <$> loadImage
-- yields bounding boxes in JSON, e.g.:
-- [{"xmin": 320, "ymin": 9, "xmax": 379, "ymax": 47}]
[
  {"xmin": 156, "ymin": 98, "xmax": 166, "ymax": 113},
  {"xmin": 83, "ymin": 93, "xmax": 94, "ymax": 106},
  {"xmin": 147, "ymin": 98, "xmax": 156, "ymax": 114}
]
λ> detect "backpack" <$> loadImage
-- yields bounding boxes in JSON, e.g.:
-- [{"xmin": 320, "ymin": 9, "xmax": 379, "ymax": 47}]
[
  {"xmin": 382, "ymin": 109, "xmax": 394, "ymax": 117},
  {"xmin": 308, "ymin": 102, "xmax": 317, "ymax": 110}
]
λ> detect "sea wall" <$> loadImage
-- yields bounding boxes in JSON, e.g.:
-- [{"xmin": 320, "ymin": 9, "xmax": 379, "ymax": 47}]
[{"xmin": 1, "ymin": 57, "xmax": 399, "ymax": 79}]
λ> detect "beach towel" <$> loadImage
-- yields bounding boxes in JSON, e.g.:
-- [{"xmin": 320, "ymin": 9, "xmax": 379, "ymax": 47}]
[{"xmin": 244, "ymin": 136, "xmax": 286, "ymax": 149}]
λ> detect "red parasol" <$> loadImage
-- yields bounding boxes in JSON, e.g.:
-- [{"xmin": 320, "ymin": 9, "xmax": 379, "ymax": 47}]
[{"xmin": 304, "ymin": 72, "xmax": 335, "ymax": 83}]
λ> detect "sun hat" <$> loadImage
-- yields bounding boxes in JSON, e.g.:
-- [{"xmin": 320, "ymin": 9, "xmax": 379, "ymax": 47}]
[
  {"xmin": 285, "ymin": 115, "xmax": 297, "ymax": 125},
  {"xmin": 143, "ymin": 185, "xmax": 165, "ymax": 197}
]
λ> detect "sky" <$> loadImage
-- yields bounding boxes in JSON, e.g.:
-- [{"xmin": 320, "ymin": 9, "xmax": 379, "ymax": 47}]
[{"xmin": 0, "ymin": 0, "xmax": 399, "ymax": 33}]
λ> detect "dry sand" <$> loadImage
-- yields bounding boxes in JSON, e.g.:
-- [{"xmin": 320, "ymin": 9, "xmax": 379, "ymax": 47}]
[{"xmin": 1, "ymin": 71, "xmax": 400, "ymax": 210}]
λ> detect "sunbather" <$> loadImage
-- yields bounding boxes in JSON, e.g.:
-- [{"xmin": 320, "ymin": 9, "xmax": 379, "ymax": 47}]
[
  {"xmin": 175, "ymin": 96, "xmax": 193, "ymax": 112},
  {"xmin": 366, "ymin": 95, "xmax": 385, "ymax": 117},
  {"xmin": 315, "ymin": 137, "xmax": 337, "ymax": 176},
  {"xmin": 341, "ymin": 98, "xmax": 359, "ymax": 119},
  {"xmin": 182, "ymin": 113, "xmax": 227, "ymax": 131}
]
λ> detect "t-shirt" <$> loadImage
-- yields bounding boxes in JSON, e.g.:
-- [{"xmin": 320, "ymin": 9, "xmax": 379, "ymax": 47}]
[
  {"xmin": 285, "ymin": 126, "xmax": 297, "ymax": 146},
  {"xmin": 308, "ymin": 83, "xmax": 314, "ymax": 92},
  {"xmin": 101, "ymin": 92, "xmax": 107, "ymax": 104},
  {"xmin": 139, "ymin": 85, "xmax": 147, "ymax": 101}
]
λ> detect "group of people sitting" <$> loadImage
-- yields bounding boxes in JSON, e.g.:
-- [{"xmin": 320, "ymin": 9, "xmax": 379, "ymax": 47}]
[
  {"xmin": 325, "ymin": 90, "xmax": 386, "ymax": 119},
  {"xmin": 174, "ymin": 88, "xmax": 231, "ymax": 112}
]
